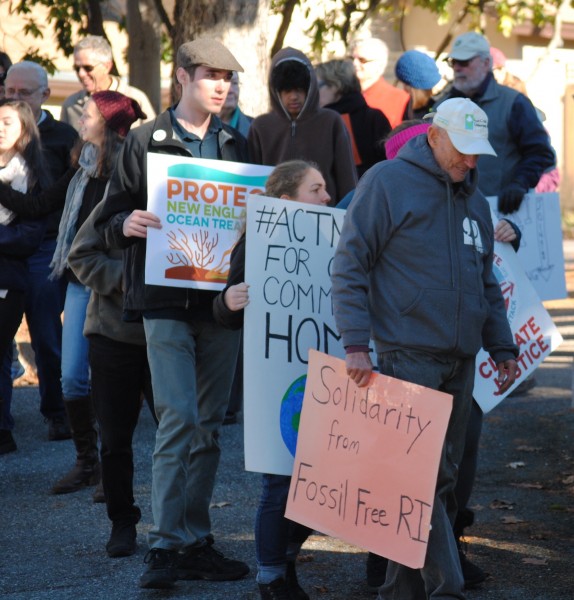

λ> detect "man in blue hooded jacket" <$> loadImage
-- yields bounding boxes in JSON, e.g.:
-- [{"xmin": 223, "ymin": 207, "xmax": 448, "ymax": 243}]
[{"xmin": 332, "ymin": 97, "xmax": 518, "ymax": 600}]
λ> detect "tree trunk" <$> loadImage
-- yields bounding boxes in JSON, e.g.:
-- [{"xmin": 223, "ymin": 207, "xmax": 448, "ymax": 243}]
[
  {"xmin": 171, "ymin": 0, "xmax": 271, "ymax": 116},
  {"xmin": 127, "ymin": 0, "xmax": 162, "ymax": 113}
]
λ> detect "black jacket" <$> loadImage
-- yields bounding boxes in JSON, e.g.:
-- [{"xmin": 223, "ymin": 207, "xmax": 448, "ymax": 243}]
[
  {"xmin": 324, "ymin": 91, "xmax": 390, "ymax": 177},
  {"xmin": 96, "ymin": 109, "xmax": 249, "ymax": 319},
  {"xmin": 38, "ymin": 111, "xmax": 78, "ymax": 238}
]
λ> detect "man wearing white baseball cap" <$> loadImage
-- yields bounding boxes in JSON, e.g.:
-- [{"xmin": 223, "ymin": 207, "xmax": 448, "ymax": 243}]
[
  {"xmin": 332, "ymin": 96, "xmax": 518, "ymax": 600},
  {"xmin": 439, "ymin": 31, "xmax": 554, "ymax": 215}
]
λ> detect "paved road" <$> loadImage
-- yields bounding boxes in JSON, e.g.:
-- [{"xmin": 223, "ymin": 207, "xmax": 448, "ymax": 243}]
[{"xmin": 1, "ymin": 247, "xmax": 573, "ymax": 600}]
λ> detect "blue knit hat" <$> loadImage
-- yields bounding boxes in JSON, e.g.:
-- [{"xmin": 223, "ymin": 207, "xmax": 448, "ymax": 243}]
[{"xmin": 395, "ymin": 50, "xmax": 441, "ymax": 90}]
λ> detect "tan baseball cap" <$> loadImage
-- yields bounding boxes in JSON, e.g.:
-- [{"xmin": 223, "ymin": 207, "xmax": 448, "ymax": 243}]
[
  {"xmin": 447, "ymin": 32, "xmax": 491, "ymax": 61},
  {"xmin": 176, "ymin": 38, "xmax": 243, "ymax": 72}
]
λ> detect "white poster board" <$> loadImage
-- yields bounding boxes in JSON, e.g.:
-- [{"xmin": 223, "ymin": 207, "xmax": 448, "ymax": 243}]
[
  {"xmin": 487, "ymin": 192, "xmax": 566, "ymax": 300},
  {"xmin": 473, "ymin": 237, "xmax": 562, "ymax": 412},
  {"xmin": 243, "ymin": 195, "xmax": 346, "ymax": 475},
  {"xmin": 145, "ymin": 153, "xmax": 272, "ymax": 290}
]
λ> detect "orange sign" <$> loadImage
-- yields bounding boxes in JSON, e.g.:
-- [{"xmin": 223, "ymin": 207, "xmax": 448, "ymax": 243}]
[{"xmin": 285, "ymin": 350, "xmax": 453, "ymax": 569}]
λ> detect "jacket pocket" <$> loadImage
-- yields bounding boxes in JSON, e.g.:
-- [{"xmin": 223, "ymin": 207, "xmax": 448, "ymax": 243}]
[{"xmin": 398, "ymin": 288, "xmax": 458, "ymax": 352}]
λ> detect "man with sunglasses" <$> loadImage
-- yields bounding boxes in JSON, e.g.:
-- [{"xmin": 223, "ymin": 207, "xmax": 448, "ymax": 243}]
[
  {"xmin": 61, "ymin": 35, "xmax": 155, "ymax": 131},
  {"xmin": 439, "ymin": 31, "xmax": 554, "ymax": 215}
]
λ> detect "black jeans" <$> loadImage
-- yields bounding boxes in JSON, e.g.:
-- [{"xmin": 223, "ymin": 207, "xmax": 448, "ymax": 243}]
[
  {"xmin": 88, "ymin": 334, "xmax": 156, "ymax": 525},
  {"xmin": 0, "ymin": 291, "xmax": 25, "ymax": 431}
]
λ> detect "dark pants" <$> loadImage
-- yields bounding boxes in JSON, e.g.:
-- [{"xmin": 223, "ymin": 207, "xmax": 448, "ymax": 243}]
[
  {"xmin": 25, "ymin": 240, "xmax": 67, "ymax": 419},
  {"xmin": 89, "ymin": 334, "xmax": 156, "ymax": 525},
  {"xmin": 377, "ymin": 349, "xmax": 473, "ymax": 600},
  {"xmin": 0, "ymin": 291, "xmax": 25, "ymax": 431},
  {"xmin": 455, "ymin": 400, "xmax": 483, "ymax": 514}
]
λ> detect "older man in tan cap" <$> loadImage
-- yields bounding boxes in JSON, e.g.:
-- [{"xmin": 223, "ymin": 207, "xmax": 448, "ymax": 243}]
[{"xmin": 96, "ymin": 38, "xmax": 249, "ymax": 590}]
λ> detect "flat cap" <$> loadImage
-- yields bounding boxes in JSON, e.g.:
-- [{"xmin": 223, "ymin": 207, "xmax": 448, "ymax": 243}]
[{"xmin": 177, "ymin": 38, "xmax": 243, "ymax": 72}]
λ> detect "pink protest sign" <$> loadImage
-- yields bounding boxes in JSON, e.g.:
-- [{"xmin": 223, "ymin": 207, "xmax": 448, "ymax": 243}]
[{"xmin": 285, "ymin": 350, "xmax": 453, "ymax": 569}]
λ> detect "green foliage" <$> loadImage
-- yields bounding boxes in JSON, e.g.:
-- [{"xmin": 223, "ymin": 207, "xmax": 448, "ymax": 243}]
[{"xmin": 14, "ymin": 0, "xmax": 89, "ymax": 56}]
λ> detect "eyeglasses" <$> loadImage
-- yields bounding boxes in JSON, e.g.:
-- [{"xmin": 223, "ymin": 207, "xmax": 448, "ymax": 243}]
[
  {"xmin": 5, "ymin": 86, "xmax": 44, "ymax": 99},
  {"xmin": 74, "ymin": 63, "xmax": 101, "ymax": 74},
  {"xmin": 446, "ymin": 57, "xmax": 475, "ymax": 68}
]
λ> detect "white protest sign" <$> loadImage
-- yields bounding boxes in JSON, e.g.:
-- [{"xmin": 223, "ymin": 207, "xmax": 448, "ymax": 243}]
[
  {"xmin": 243, "ymin": 195, "xmax": 346, "ymax": 475},
  {"xmin": 473, "ymin": 238, "xmax": 562, "ymax": 412},
  {"xmin": 487, "ymin": 192, "xmax": 566, "ymax": 300},
  {"xmin": 145, "ymin": 153, "xmax": 272, "ymax": 290},
  {"xmin": 285, "ymin": 350, "xmax": 453, "ymax": 569}
]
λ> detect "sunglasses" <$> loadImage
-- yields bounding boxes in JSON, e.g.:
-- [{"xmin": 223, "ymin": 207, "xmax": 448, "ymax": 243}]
[
  {"xmin": 446, "ymin": 57, "xmax": 475, "ymax": 68},
  {"xmin": 73, "ymin": 63, "xmax": 101, "ymax": 74}
]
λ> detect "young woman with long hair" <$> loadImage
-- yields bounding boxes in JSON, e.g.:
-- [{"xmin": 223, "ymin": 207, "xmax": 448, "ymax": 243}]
[{"xmin": 0, "ymin": 99, "xmax": 50, "ymax": 454}]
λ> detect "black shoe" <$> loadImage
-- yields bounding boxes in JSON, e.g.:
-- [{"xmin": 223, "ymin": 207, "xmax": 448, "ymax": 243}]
[
  {"xmin": 285, "ymin": 561, "xmax": 309, "ymax": 600},
  {"xmin": 0, "ymin": 429, "xmax": 17, "ymax": 455},
  {"xmin": 366, "ymin": 552, "xmax": 388, "ymax": 588},
  {"xmin": 139, "ymin": 548, "xmax": 178, "ymax": 589},
  {"xmin": 106, "ymin": 522, "xmax": 137, "ymax": 558},
  {"xmin": 258, "ymin": 577, "xmax": 293, "ymax": 600},
  {"xmin": 177, "ymin": 540, "xmax": 249, "ymax": 581},
  {"xmin": 47, "ymin": 416, "xmax": 71, "ymax": 441},
  {"xmin": 459, "ymin": 549, "xmax": 487, "ymax": 588}
]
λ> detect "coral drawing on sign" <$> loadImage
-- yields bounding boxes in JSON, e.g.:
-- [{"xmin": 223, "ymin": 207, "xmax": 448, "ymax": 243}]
[{"xmin": 165, "ymin": 228, "xmax": 229, "ymax": 282}]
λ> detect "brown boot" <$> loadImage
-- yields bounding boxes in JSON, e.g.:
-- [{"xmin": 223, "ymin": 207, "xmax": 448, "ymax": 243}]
[{"xmin": 51, "ymin": 397, "xmax": 100, "ymax": 495}]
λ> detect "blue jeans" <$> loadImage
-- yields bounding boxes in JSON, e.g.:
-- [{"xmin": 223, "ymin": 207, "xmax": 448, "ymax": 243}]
[
  {"xmin": 377, "ymin": 349, "xmax": 474, "ymax": 600},
  {"xmin": 255, "ymin": 474, "xmax": 314, "ymax": 576},
  {"xmin": 61, "ymin": 282, "xmax": 90, "ymax": 399},
  {"xmin": 256, "ymin": 474, "xmax": 292, "ymax": 567},
  {"xmin": 25, "ymin": 239, "xmax": 67, "ymax": 417},
  {"xmin": 143, "ymin": 317, "xmax": 239, "ymax": 550}
]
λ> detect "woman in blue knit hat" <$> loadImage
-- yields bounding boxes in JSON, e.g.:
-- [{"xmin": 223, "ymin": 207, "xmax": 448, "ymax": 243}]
[{"xmin": 395, "ymin": 49, "xmax": 442, "ymax": 120}]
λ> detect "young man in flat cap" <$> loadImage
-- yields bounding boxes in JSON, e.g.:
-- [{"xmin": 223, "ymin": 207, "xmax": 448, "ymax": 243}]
[{"xmin": 96, "ymin": 38, "xmax": 250, "ymax": 590}]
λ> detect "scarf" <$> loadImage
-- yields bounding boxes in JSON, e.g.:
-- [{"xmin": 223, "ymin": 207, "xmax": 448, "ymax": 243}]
[
  {"xmin": 0, "ymin": 153, "xmax": 29, "ymax": 225},
  {"xmin": 49, "ymin": 142, "xmax": 101, "ymax": 279}
]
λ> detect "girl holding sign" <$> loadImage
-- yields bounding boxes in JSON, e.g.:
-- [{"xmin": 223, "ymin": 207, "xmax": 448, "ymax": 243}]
[{"xmin": 214, "ymin": 160, "xmax": 330, "ymax": 600}]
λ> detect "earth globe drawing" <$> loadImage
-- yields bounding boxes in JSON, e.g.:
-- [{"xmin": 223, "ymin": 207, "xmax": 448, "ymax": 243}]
[{"xmin": 280, "ymin": 374, "xmax": 307, "ymax": 456}]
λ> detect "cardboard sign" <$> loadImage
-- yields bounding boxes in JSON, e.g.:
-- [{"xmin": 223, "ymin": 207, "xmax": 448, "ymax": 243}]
[
  {"xmin": 145, "ymin": 153, "xmax": 272, "ymax": 290},
  {"xmin": 285, "ymin": 350, "xmax": 453, "ymax": 569},
  {"xmin": 473, "ymin": 237, "xmax": 562, "ymax": 412},
  {"xmin": 487, "ymin": 192, "xmax": 566, "ymax": 300},
  {"xmin": 243, "ymin": 195, "xmax": 347, "ymax": 475}
]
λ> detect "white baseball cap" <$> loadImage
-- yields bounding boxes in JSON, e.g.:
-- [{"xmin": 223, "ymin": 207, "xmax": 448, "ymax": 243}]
[{"xmin": 429, "ymin": 98, "xmax": 496, "ymax": 156}]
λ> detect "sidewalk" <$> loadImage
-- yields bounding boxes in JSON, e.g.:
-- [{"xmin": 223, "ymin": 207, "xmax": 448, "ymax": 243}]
[{"xmin": 1, "ymin": 254, "xmax": 573, "ymax": 599}]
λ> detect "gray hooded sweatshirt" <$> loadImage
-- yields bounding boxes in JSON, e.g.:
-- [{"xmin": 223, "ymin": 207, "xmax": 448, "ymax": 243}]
[{"xmin": 332, "ymin": 134, "xmax": 518, "ymax": 363}]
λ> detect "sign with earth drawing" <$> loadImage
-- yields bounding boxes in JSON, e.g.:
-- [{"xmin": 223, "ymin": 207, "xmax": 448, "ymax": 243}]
[
  {"xmin": 145, "ymin": 153, "xmax": 273, "ymax": 291},
  {"xmin": 243, "ymin": 195, "xmax": 347, "ymax": 475}
]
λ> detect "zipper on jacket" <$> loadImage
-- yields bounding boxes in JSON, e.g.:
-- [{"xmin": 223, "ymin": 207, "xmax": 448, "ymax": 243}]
[
  {"xmin": 447, "ymin": 182, "xmax": 461, "ymax": 352},
  {"xmin": 291, "ymin": 121, "xmax": 296, "ymax": 137}
]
